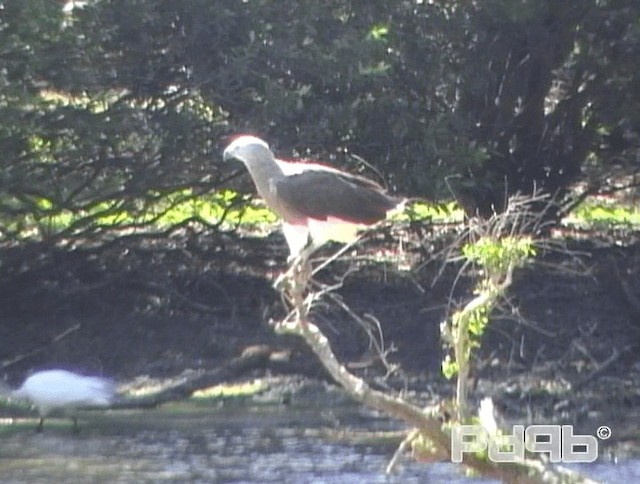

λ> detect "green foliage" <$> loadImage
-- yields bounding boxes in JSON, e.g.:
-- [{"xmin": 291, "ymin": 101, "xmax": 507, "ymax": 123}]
[
  {"xmin": 568, "ymin": 200, "xmax": 640, "ymax": 229},
  {"xmin": 367, "ymin": 24, "xmax": 389, "ymax": 41},
  {"xmin": 462, "ymin": 237, "xmax": 536, "ymax": 278},
  {"xmin": 1, "ymin": 0, "xmax": 638, "ymax": 250},
  {"xmin": 442, "ymin": 235, "xmax": 535, "ymax": 383},
  {"xmin": 191, "ymin": 380, "xmax": 268, "ymax": 400},
  {"xmin": 393, "ymin": 201, "xmax": 465, "ymax": 224},
  {"xmin": 442, "ymin": 304, "xmax": 491, "ymax": 380},
  {"xmin": 2, "ymin": 189, "xmax": 278, "ymax": 242},
  {"xmin": 438, "ymin": 0, "xmax": 640, "ymax": 215},
  {"xmin": 441, "ymin": 354, "xmax": 458, "ymax": 380},
  {"xmin": 465, "ymin": 306, "xmax": 490, "ymax": 342}
]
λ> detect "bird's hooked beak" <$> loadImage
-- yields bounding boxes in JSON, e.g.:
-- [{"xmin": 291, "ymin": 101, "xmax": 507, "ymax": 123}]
[{"xmin": 222, "ymin": 144, "xmax": 239, "ymax": 163}]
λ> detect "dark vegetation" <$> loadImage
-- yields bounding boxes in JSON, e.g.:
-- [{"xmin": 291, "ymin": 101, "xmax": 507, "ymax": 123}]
[{"xmin": 1, "ymin": 0, "xmax": 639, "ymax": 450}]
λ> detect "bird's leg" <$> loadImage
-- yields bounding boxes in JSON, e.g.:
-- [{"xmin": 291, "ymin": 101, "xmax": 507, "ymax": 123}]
[
  {"xmin": 274, "ymin": 250, "xmax": 313, "ymax": 325},
  {"xmin": 72, "ymin": 416, "xmax": 80, "ymax": 434},
  {"xmin": 290, "ymin": 254, "xmax": 312, "ymax": 325},
  {"xmin": 36, "ymin": 417, "xmax": 44, "ymax": 433},
  {"xmin": 275, "ymin": 241, "xmax": 315, "ymax": 292},
  {"xmin": 273, "ymin": 255, "xmax": 299, "ymax": 291},
  {"xmin": 290, "ymin": 252, "xmax": 312, "ymax": 310}
]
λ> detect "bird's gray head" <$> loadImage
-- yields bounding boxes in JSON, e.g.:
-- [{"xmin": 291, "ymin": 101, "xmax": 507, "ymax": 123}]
[{"xmin": 223, "ymin": 135, "xmax": 274, "ymax": 169}]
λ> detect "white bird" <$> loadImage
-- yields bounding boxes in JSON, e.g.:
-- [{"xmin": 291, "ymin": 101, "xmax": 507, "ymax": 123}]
[
  {"xmin": 223, "ymin": 135, "xmax": 403, "ymax": 258},
  {"xmin": 7, "ymin": 369, "xmax": 116, "ymax": 432}
]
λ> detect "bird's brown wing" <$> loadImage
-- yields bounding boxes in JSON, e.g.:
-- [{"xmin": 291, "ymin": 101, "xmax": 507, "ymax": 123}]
[{"xmin": 275, "ymin": 170, "xmax": 400, "ymax": 224}]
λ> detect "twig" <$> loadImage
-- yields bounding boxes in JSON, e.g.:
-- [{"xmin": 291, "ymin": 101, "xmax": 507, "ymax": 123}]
[
  {"xmin": 612, "ymin": 258, "xmax": 640, "ymax": 320},
  {"xmin": 320, "ymin": 288, "xmax": 399, "ymax": 377},
  {"xmin": 572, "ymin": 346, "xmax": 629, "ymax": 391},
  {"xmin": 0, "ymin": 323, "xmax": 81, "ymax": 370},
  {"xmin": 386, "ymin": 428, "xmax": 420, "ymax": 474},
  {"xmin": 312, "ymin": 236, "xmax": 362, "ymax": 276}
]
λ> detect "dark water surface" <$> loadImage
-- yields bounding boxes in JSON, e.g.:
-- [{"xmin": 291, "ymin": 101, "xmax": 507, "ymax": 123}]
[{"xmin": 0, "ymin": 401, "xmax": 637, "ymax": 483}]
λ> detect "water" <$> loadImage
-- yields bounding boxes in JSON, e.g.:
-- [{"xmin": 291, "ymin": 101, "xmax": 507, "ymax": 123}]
[{"xmin": 0, "ymin": 401, "xmax": 637, "ymax": 483}]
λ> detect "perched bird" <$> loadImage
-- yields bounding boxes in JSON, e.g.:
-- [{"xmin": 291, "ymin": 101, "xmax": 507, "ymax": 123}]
[
  {"xmin": 7, "ymin": 369, "xmax": 116, "ymax": 432},
  {"xmin": 223, "ymin": 135, "xmax": 403, "ymax": 257}
]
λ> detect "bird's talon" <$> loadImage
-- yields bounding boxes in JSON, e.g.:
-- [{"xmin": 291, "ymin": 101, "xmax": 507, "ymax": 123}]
[
  {"xmin": 274, "ymin": 270, "xmax": 294, "ymax": 290},
  {"xmin": 273, "ymin": 274, "xmax": 286, "ymax": 290}
]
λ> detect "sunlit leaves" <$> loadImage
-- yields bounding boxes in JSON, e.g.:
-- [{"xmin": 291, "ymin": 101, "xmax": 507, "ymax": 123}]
[
  {"xmin": 395, "ymin": 200, "xmax": 464, "ymax": 223},
  {"xmin": 462, "ymin": 236, "xmax": 536, "ymax": 276},
  {"xmin": 367, "ymin": 24, "xmax": 389, "ymax": 41},
  {"xmin": 568, "ymin": 200, "xmax": 640, "ymax": 230},
  {"xmin": 442, "ymin": 233, "xmax": 536, "ymax": 382},
  {"xmin": 1, "ymin": 189, "xmax": 278, "ymax": 242}
]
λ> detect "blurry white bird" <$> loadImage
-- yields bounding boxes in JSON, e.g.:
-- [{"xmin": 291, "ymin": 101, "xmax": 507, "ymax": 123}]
[{"xmin": 6, "ymin": 369, "xmax": 116, "ymax": 432}]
